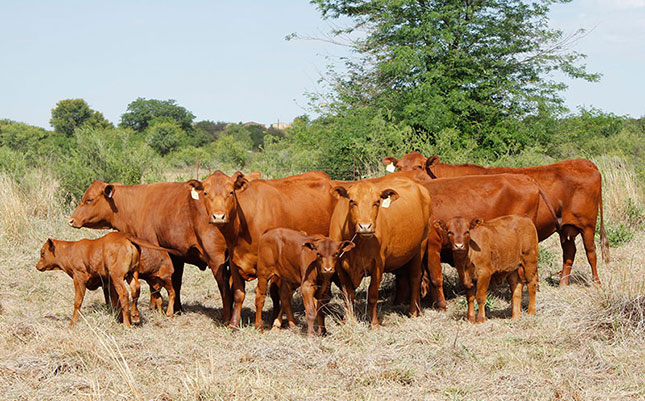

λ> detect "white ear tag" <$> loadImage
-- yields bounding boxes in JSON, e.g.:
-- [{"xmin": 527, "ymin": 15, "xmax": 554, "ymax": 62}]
[
  {"xmin": 382, "ymin": 196, "xmax": 391, "ymax": 208},
  {"xmin": 191, "ymin": 188, "xmax": 199, "ymax": 200},
  {"xmin": 386, "ymin": 163, "xmax": 396, "ymax": 173}
]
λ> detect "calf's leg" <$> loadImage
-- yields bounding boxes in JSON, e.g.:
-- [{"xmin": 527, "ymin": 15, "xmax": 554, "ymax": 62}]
[
  {"xmin": 71, "ymin": 276, "xmax": 87, "ymax": 327},
  {"xmin": 507, "ymin": 271, "xmax": 523, "ymax": 320},
  {"xmin": 301, "ymin": 281, "xmax": 317, "ymax": 337},
  {"xmin": 475, "ymin": 270, "xmax": 492, "ymax": 323}
]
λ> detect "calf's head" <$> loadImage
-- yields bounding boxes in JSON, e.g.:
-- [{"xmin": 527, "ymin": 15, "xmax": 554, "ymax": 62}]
[
  {"xmin": 434, "ymin": 217, "xmax": 482, "ymax": 252},
  {"xmin": 36, "ymin": 239, "xmax": 61, "ymax": 272},
  {"xmin": 303, "ymin": 238, "xmax": 355, "ymax": 275},
  {"xmin": 188, "ymin": 171, "xmax": 249, "ymax": 225},
  {"xmin": 331, "ymin": 183, "xmax": 399, "ymax": 237},
  {"xmin": 69, "ymin": 180, "xmax": 117, "ymax": 229}
]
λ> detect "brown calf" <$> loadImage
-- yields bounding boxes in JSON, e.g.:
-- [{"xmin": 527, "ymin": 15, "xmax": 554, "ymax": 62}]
[
  {"xmin": 36, "ymin": 232, "xmax": 180, "ymax": 326},
  {"xmin": 434, "ymin": 215, "xmax": 539, "ymax": 323},
  {"xmin": 254, "ymin": 228, "xmax": 355, "ymax": 336}
]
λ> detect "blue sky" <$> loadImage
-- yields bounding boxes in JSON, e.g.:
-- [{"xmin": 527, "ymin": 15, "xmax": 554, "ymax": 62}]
[{"xmin": 1, "ymin": 0, "xmax": 643, "ymax": 130}]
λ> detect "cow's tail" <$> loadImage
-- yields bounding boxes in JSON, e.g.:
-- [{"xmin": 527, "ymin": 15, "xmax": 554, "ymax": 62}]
[
  {"xmin": 599, "ymin": 190, "xmax": 610, "ymax": 263},
  {"xmin": 124, "ymin": 234, "xmax": 182, "ymax": 256},
  {"xmin": 536, "ymin": 182, "xmax": 561, "ymax": 231}
]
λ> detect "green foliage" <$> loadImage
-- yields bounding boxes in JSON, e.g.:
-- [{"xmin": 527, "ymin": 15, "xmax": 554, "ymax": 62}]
[
  {"xmin": 310, "ymin": 0, "xmax": 599, "ymax": 158},
  {"xmin": 194, "ymin": 120, "xmax": 227, "ymax": 141},
  {"xmin": 537, "ymin": 246, "xmax": 557, "ymax": 272},
  {"xmin": 166, "ymin": 146, "xmax": 216, "ymax": 170},
  {"xmin": 146, "ymin": 118, "xmax": 187, "ymax": 156},
  {"xmin": 604, "ymin": 223, "xmax": 635, "ymax": 247},
  {"xmin": 57, "ymin": 127, "xmax": 163, "ymax": 200},
  {"xmin": 49, "ymin": 99, "xmax": 113, "ymax": 136},
  {"xmin": 120, "ymin": 97, "xmax": 195, "ymax": 132},
  {"xmin": 209, "ymin": 124, "xmax": 254, "ymax": 169},
  {"xmin": 0, "ymin": 146, "xmax": 28, "ymax": 181}
]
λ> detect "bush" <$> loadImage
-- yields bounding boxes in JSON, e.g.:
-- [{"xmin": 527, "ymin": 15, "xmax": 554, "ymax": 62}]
[
  {"xmin": 146, "ymin": 118, "xmax": 187, "ymax": 156},
  {"xmin": 57, "ymin": 127, "xmax": 163, "ymax": 200}
]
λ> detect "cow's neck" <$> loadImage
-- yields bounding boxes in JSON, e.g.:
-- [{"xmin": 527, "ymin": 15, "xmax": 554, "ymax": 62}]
[
  {"xmin": 108, "ymin": 187, "xmax": 145, "ymax": 234},
  {"xmin": 55, "ymin": 241, "xmax": 84, "ymax": 278}
]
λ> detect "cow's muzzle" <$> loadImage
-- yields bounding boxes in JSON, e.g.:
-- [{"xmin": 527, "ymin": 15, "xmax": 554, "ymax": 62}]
[
  {"xmin": 68, "ymin": 218, "xmax": 80, "ymax": 228},
  {"xmin": 209, "ymin": 213, "xmax": 229, "ymax": 224},
  {"xmin": 356, "ymin": 223, "xmax": 374, "ymax": 237}
]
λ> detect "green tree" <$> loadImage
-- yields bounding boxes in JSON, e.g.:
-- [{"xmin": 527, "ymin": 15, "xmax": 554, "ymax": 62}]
[
  {"xmin": 194, "ymin": 120, "xmax": 227, "ymax": 141},
  {"xmin": 120, "ymin": 98, "xmax": 195, "ymax": 132},
  {"xmin": 146, "ymin": 118, "xmax": 187, "ymax": 156},
  {"xmin": 49, "ymin": 99, "xmax": 113, "ymax": 137},
  {"xmin": 310, "ymin": 0, "xmax": 599, "ymax": 157}
]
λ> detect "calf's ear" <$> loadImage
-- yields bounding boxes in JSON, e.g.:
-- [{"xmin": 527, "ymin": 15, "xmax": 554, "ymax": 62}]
[
  {"xmin": 302, "ymin": 241, "xmax": 317, "ymax": 251},
  {"xmin": 425, "ymin": 156, "xmax": 441, "ymax": 178},
  {"xmin": 380, "ymin": 188, "xmax": 399, "ymax": 202},
  {"xmin": 331, "ymin": 186, "xmax": 349, "ymax": 199},
  {"xmin": 469, "ymin": 218, "xmax": 482, "ymax": 230},
  {"xmin": 187, "ymin": 179, "xmax": 203, "ymax": 191},
  {"xmin": 232, "ymin": 171, "xmax": 250, "ymax": 192},
  {"xmin": 433, "ymin": 220, "xmax": 447, "ymax": 234},
  {"xmin": 339, "ymin": 240, "xmax": 355, "ymax": 253},
  {"xmin": 46, "ymin": 238, "xmax": 55, "ymax": 254},
  {"xmin": 104, "ymin": 184, "xmax": 115, "ymax": 199}
]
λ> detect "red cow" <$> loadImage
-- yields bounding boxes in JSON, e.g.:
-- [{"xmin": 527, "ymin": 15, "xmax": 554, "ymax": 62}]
[
  {"xmin": 254, "ymin": 228, "xmax": 355, "ymax": 336},
  {"xmin": 188, "ymin": 171, "xmax": 337, "ymax": 328},
  {"xmin": 384, "ymin": 152, "xmax": 607, "ymax": 286}
]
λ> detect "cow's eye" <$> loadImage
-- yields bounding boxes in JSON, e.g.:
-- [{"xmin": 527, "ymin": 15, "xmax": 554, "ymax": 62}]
[
  {"xmin": 415, "ymin": 165, "xmax": 423, "ymax": 170},
  {"xmin": 448, "ymin": 231, "xmax": 453, "ymax": 235},
  {"xmin": 86, "ymin": 198, "xmax": 93, "ymax": 203},
  {"xmin": 349, "ymin": 200, "xmax": 356, "ymax": 206},
  {"xmin": 229, "ymin": 191, "xmax": 234, "ymax": 195}
]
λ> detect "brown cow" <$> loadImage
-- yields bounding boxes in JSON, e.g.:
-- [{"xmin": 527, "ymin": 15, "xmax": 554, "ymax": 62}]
[
  {"xmin": 434, "ymin": 215, "xmax": 539, "ymax": 323},
  {"xmin": 254, "ymin": 228, "xmax": 355, "ymax": 336},
  {"xmin": 329, "ymin": 174, "xmax": 432, "ymax": 327},
  {"xmin": 188, "ymin": 171, "xmax": 337, "ymax": 328},
  {"xmin": 35, "ymin": 232, "xmax": 179, "ymax": 326},
  {"xmin": 384, "ymin": 152, "xmax": 607, "ymax": 286},
  {"xmin": 69, "ymin": 180, "xmax": 233, "ymax": 322},
  {"xmin": 386, "ymin": 170, "xmax": 558, "ymax": 311}
]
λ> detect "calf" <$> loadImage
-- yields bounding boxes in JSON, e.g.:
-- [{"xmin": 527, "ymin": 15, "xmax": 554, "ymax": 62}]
[
  {"xmin": 254, "ymin": 228, "xmax": 354, "ymax": 336},
  {"xmin": 36, "ymin": 232, "xmax": 179, "ymax": 327},
  {"xmin": 434, "ymin": 215, "xmax": 539, "ymax": 323}
]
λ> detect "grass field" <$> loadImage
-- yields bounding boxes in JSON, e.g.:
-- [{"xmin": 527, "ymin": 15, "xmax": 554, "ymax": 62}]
[{"xmin": 1, "ymin": 159, "xmax": 644, "ymax": 401}]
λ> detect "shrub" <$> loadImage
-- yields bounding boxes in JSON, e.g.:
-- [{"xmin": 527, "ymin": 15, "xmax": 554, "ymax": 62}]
[{"xmin": 146, "ymin": 118, "xmax": 187, "ymax": 156}]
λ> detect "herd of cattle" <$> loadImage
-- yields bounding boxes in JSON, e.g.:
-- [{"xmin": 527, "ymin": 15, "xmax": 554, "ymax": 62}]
[{"xmin": 35, "ymin": 151, "xmax": 608, "ymax": 335}]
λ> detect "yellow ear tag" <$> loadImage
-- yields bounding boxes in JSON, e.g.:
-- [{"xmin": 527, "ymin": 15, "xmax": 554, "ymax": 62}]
[
  {"xmin": 382, "ymin": 196, "xmax": 391, "ymax": 208},
  {"xmin": 386, "ymin": 163, "xmax": 396, "ymax": 173},
  {"xmin": 191, "ymin": 188, "xmax": 199, "ymax": 200}
]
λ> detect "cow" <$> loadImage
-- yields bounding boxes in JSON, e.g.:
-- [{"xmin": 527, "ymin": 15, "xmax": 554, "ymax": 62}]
[
  {"xmin": 383, "ymin": 151, "xmax": 608, "ymax": 286},
  {"xmin": 434, "ymin": 215, "xmax": 539, "ymax": 323},
  {"xmin": 68, "ymin": 179, "xmax": 237, "ymax": 322},
  {"xmin": 35, "ymin": 232, "xmax": 180, "ymax": 327},
  {"xmin": 329, "ymin": 174, "xmax": 432, "ymax": 328},
  {"xmin": 382, "ymin": 170, "xmax": 558, "ymax": 311},
  {"xmin": 188, "ymin": 170, "xmax": 337, "ymax": 328},
  {"xmin": 254, "ymin": 228, "xmax": 355, "ymax": 336}
]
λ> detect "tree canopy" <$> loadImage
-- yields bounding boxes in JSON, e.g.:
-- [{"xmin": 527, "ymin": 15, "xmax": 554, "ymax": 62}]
[
  {"xmin": 311, "ymin": 0, "xmax": 599, "ymax": 156},
  {"xmin": 49, "ymin": 99, "xmax": 113, "ymax": 137},
  {"xmin": 120, "ymin": 98, "xmax": 195, "ymax": 132}
]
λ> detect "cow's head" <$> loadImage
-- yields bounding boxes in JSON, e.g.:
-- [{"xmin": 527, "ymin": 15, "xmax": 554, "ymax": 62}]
[
  {"xmin": 382, "ymin": 151, "xmax": 427, "ymax": 172},
  {"xmin": 36, "ymin": 239, "xmax": 60, "ymax": 272},
  {"xmin": 303, "ymin": 237, "xmax": 355, "ymax": 275},
  {"xmin": 188, "ymin": 171, "xmax": 250, "ymax": 225},
  {"xmin": 69, "ymin": 180, "xmax": 117, "ymax": 229},
  {"xmin": 424, "ymin": 155, "xmax": 442, "ymax": 179},
  {"xmin": 331, "ymin": 183, "xmax": 399, "ymax": 237},
  {"xmin": 433, "ymin": 217, "xmax": 482, "ymax": 252}
]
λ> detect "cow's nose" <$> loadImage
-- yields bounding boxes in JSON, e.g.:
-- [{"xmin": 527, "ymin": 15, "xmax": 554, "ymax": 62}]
[
  {"xmin": 358, "ymin": 223, "xmax": 373, "ymax": 232},
  {"xmin": 210, "ymin": 213, "xmax": 227, "ymax": 223},
  {"xmin": 454, "ymin": 242, "xmax": 464, "ymax": 249},
  {"xmin": 322, "ymin": 266, "xmax": 333, "ymax": 273},
  {"xmin": 68, "ymin": 218, "xmax": 74, "ymax": 227}
]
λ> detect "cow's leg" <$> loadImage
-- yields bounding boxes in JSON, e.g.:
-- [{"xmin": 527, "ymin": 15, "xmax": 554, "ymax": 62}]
[
  {"xmin": 254, "ymin": 273, "xmax": 269, "ymax": 331},
  {"xmin": 229, "ymin": 264, "xmax": 246, "ymax": 328},
  {"xmin": 211, "ymin": 261, "xmax": 232, "ymax": 324},
  {"xmin": 301, "ymin": 281, "xmax": 317, "ymax": 337},
  {"xmin": 427, "ymin": 246, "xmax": 447, "ymax": 310},
  {"xmin": 465, "ymin": 284, "xmax": 476, "ymax": 323},
  {"xmin": 507, "ymin": 271, "xmax": 523, "ymax": 320},
  {"xmin": 148, "ymin": 280, "xmax": 164, "ymax": 313},
  {"xmin": 170, "ymin": 255, "xmax": 185, "ymax": 313},
  {"xmin": 102, "ymin": 284, "xmax": 110, "ymax": 307},
  {"xmin": 558, "ymin": 226, "xmax": 578, "ymax": 287},
  {"xmin": 162, "ymin": 277, "xmax": 176, "ymax": 317},
  {"xmin": 316, "ymin": 281, "xmax": 332, "ymax": 336},
  {"xmin": 71, "ymin": 276, "xmax": 87, "ymax": 327},
  {"xmin": 407, "ymin": 252, "xmax": 423, "ymax": 317},
  {"xmin": 280, "ymin": 283, "xmax": 297, "ymax": 329},
  {"xmin": 336, "ymin": 265, "xmax": 356, "ymax": 322},
  {"xmin": 393, "ymin": 271, "xmax": 409, "ymax": 305},
  {"xmin": 129, "ymin": 272, "xmax": 141, "ymax": 324},
  {"xmin": 110, "ymin": 273, "xmax": 132, "ymax": 327},
  {"xmin": 269, "ymin": 279, "xmax": 281, "ymax": 324},
  {"xmin": 475, "ymin": 271, "xmax": 492, "ymax": 323},
  {"xmin": 581, "ymin": 227, "xmax": 601, "ymax": 285},
  {"xmin": 367, "ymin": 264, "xmax": 384, "ymax": 328}
]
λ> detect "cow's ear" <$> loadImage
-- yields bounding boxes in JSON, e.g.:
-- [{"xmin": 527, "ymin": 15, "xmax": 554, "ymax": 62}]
[
  {"xmin": 187, "ymin": 179, "xmax": 203, "ymax": 191},
  {"xmin": 232, "ymin": 171, "xmax": 249, "ymax": 192},
  {"xmin": 246, "ymin": 171, "xmax": 261, "ymax": 181},
  {"xmin": 425, "ymin": 156, "xmax": 440, "ymax": 179},
  {"xmin": 380, "ymin": 188, "xmax": 399, "ymax": 202},
  {"xmin": 111, "ymin": 182, "xmax": 123, "ymax": 186},
  {"xmin": 46, "ymin": 238, "xmax": 55, "ymax": 254},
  {"xmin": 302, "ymin": 241, "xmax": 316, "ymax": 251},
  {"xmin": 331, "ymin": 186, "xmax": 349, "ymax": 199},
  {"xmin": 469, "ymin": 218, "xmax": 482, "ymax": 230},
  {"xmin": 382, "ymin": 156, "xmax": 398, "ymax": 167},
  {"xmin": 433, "ymin": 220, "xmax": 447, "ymax": 234},
  {"xmin": 339, "ymin": 240, "xmax": 355, "ymax": 253},
  {"xmin": 104, "ymin": 184, "xmax": 115, "ymax": 199}
]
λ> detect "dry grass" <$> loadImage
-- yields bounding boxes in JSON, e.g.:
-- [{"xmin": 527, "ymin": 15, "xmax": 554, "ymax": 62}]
[
  {"xmin": 1, "ymin": 167, "xmax": 644, "ymax": 401},
  {"xmin": 593, "ymin": 156, "xmax": 644, "ymax": 224}
]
